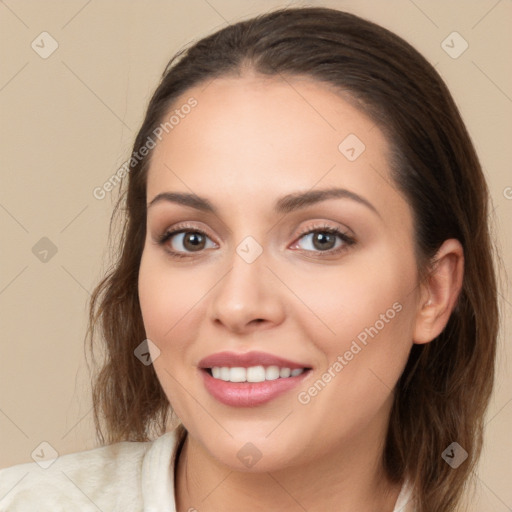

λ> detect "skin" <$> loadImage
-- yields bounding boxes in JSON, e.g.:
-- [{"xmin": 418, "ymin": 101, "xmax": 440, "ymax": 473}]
[{"xmin": 138, "ymin": 72, "xmax": 464, "ymax": 512}]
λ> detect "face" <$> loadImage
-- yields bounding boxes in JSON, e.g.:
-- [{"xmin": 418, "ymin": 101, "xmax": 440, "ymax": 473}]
[{"xmin": 138, "ymin": 73, "xmax": 422, "ymax": 471}]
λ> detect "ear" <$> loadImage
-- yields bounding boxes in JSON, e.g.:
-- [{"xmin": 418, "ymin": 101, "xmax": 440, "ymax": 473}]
[{"xmin": 413, "ymin": 239, "xmax": 464, "ymax": 344}]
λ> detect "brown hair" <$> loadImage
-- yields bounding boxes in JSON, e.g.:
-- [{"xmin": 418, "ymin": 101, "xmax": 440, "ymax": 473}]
[{"xmin": 86, "ymin": 7, "xmax": 499, "ymax": 511}]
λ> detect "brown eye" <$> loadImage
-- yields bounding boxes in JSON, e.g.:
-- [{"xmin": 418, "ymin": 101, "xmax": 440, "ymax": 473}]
[
  {"xmin": 158, "ymin": 229, "xmax": 216, "ymax": 255},
  {"xmin": 295, "ymin": 228, "xmax": 353, "ymax": 253},
  {"xmin": 311, "ymin": 231, "xmax": 337, "ymax": 251},
  {"xmin": 180, "ymin": 232, "xmax": 207, "ymax": 251}
]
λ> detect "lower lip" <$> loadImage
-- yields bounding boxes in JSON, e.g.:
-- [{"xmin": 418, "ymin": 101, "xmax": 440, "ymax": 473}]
[{"xmin": 201, "ymin": 369, "xmax": 311, "ymax": 407}]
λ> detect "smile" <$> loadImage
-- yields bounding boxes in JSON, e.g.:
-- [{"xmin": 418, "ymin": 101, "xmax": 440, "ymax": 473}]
[
  {"xmin": 198, "ymin": 351, "xmax": 313, "ymax": 407},
  {"xmin": 208, "ymin": 365, "xmax": 306, "ymax": 382}
]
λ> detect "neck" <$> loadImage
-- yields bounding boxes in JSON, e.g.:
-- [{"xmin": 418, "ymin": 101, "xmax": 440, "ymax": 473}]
[{"xmin": 174, "ymin": 416, "xmax": 402, "ymax": 512}]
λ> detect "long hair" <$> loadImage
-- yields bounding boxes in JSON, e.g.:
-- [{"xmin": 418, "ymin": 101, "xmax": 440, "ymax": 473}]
[{"xmin": 86, "ymin": 7, "xmax": 500, "ymax": 511}]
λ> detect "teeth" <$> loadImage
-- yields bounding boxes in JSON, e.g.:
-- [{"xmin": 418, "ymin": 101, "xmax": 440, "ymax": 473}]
[
  {"xmin": 279, "ymin": 367, "xmax": 291, "ymax": 378},
  {"xmin": 220, "ymin": 367, "xmax": 231, "ymax": 381},
  {"xmin": 247, "ymin": 366, "xmax": 266, "ymax": 383},
  {"xmin": 209, "ymin": 366, "xmax": 306, "ymax": 383},
  {"xmin": 229, "ymin": 367, "xmax": 246, "ymax": 383},
  {"xmin": 265, "ymin": 365, "xmax": 280, "ymax": 380}
]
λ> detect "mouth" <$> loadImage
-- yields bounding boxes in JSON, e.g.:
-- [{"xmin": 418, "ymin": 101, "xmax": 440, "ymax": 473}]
[
  {"xmin": 205, "ymin": 365, "xmax": 308, "ymax": 382},
  {"xmin": 198, "ymin": 351, "xmax": 313, "ymax": 407}
]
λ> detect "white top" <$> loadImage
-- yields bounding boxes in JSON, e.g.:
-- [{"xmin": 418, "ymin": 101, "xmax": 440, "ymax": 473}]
[{"xmin": 0, "ymin": 427, "xmax": 414, "ymax": 511}]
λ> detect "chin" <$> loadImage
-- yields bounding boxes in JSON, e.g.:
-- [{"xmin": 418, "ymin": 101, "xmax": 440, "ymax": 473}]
[{"xmin": 186, "ymin": 421, "xmax": 304, "ymax": 472}]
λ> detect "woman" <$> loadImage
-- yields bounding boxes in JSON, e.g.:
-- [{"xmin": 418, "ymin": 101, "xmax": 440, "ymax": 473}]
[{"xmin": 0, "ymin": 6, "xmax": 499, "ymax": 512}]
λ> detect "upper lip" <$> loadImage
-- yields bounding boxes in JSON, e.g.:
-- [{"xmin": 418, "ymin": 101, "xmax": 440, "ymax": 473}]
[{"xmin": 198, "ymin": 351, "xmax": 311, "ymax": 370}]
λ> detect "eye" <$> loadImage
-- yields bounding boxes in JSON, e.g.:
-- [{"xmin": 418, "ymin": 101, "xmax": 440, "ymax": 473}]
[
  {"xmin": 291, "ymin": 223, "xmax": 355, "ymax": 257},
  {"xmin": 157, "ymin": 224, "xmax": 216, "ymax": 257}
]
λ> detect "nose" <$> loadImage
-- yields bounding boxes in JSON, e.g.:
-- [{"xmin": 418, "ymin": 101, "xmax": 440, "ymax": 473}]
[{"xmin": 207, "ymin": 247, "xmax": 286, "ymax": 335}]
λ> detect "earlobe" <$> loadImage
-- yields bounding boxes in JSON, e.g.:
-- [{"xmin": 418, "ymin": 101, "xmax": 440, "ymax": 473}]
[{"xmin": 413, "ymin": 239, "xmax": 464, "ymax": 345}]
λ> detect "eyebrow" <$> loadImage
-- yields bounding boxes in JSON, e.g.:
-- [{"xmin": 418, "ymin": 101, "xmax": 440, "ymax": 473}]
[{"xmin": 147, "ymin": 187, "xmax": 380, "ymax": 217}]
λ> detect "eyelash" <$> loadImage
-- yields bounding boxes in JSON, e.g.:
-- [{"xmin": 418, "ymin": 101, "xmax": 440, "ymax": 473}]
[{"xmin": 156, "ymin": 222, "xmax": 356, "ymax": 260}]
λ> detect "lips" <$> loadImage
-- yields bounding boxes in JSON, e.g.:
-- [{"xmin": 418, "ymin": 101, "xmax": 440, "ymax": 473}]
[
  {"xmin": 198, "ymin": 351, "xmax": 312, "ymax": 407},
  {"xmin": 198, "ymin": 351, "xmax": 310, "ymax": 370}
]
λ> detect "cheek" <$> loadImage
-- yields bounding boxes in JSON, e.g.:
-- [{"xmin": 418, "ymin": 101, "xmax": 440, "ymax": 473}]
[
  {"xmin": 138, "ymin": 250, "xmax": 206, "ymax": 415},
  {"xmin": 292, "ymin": 252, "xmax": 416, "ymax": 354},
  {"xmin": 291, "ymin": 250, "xmax": 417, "ymax": 412},
  {"xmin": 138, "ymin": 249, "xmax": 207, "ymax": 345}
]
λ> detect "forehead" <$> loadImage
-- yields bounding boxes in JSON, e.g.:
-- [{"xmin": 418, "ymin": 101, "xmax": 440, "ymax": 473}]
[{"xmin": 146, "ymin": 74, "xmax": 408, "ymax": 224}]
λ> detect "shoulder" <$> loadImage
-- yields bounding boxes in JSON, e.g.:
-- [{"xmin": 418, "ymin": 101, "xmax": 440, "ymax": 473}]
[
  {"xmin": 393, "ymin": 478, "xmax": 415, "ymax": 512},
  {"xmin": 0, "ymin": 429, "xmax": 181, "ymax": 512}
]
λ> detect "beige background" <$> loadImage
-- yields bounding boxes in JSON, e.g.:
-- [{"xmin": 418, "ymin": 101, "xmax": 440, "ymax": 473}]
[{"xmin": 0, "ymin": 0, "xmax": 510, "ymax": 509}]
